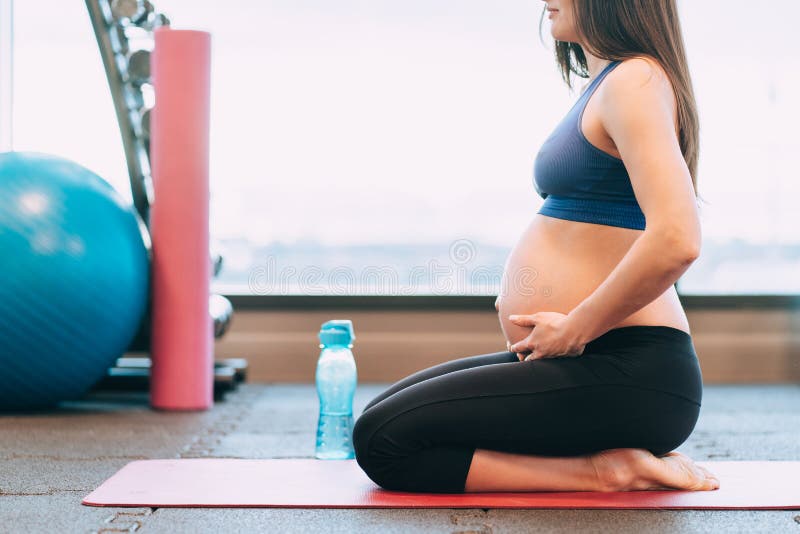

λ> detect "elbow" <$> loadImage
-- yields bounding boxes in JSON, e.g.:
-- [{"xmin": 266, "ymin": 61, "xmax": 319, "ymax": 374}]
[
  {"xmin": 650, "ymin": 225, "xmax": 701, "ymax": 265},
  {"xmin": 673, "ymin": 234, "xmax": 700, "ymax": 264},
  {"xmin": 683, "ymin": 239, "xmax": 701, "ymax": 263}
]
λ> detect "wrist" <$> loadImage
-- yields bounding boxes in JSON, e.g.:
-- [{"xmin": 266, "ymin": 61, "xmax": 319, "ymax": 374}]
[{"xmin": 565, "ymin": 307, "xmax": 595, "ymax": 346}]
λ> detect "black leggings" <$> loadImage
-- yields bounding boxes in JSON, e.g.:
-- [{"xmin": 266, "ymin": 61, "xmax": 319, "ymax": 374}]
[{"xmin": 352, "ymin": 325, "xmax": 703, "ymax": 493}]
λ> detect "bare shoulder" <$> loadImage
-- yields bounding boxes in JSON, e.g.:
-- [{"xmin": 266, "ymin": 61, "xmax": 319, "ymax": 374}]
[
  {"xmin": 599, "ymin": 56, "xmax": 678, "ymax": 131},
  {"xmin": 603, "ymin": 56, "xmax": 674, "ymax": 102}
]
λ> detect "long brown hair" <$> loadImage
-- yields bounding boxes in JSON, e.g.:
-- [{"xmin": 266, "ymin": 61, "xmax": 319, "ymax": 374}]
[{"xmin": 539, "ymin": 0, "xmax": 701, "ymax": 198}]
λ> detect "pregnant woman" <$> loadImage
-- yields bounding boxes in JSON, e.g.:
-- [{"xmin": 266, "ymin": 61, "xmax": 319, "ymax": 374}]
[{"xmin": 353, "ymin": 0, "xmax": 719, "ymax": 494}]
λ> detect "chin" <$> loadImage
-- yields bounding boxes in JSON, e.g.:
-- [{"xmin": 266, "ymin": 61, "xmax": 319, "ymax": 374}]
[
  {"xmin": 552, "ymin": 30, "xmax": 579, "ymax": 43},
  {"xmin": 549, "ymin": 21, "xmax": 580, "ymax": 43}
]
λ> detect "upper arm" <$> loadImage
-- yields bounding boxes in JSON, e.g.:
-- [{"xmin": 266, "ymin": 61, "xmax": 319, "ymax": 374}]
[{"xmin": 599, "ymin": 57, "xmax": 700, "ymax": 256}]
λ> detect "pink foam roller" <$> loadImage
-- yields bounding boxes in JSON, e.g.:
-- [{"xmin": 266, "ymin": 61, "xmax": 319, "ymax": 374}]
[{"xmin": 150, "ymin": 28, "xmax": 213, "ymax": 410}]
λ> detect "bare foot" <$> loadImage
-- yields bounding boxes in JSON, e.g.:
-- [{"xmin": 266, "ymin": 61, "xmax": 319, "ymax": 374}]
[{"xmin": 589, "ymin": 448, "xmax": 720, "ymax": 492}]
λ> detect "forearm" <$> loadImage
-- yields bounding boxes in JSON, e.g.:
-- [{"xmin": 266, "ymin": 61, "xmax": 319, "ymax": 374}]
[{"xmin": 566, "ymin": 229, "xmax": 698, "ymax": 344}]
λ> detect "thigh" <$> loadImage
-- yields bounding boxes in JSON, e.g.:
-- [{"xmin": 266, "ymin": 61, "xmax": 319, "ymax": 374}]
[
  {"xmin": 355, "ymin": 353, "xmax": 700, "ymax": 457},
  {"xmin": 362, "ymin": 350, "xmax": 516, "ymax": 412}
]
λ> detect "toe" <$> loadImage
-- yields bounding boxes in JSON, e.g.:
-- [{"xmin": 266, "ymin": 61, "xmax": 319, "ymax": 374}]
[
  {"xmin": 696, "ymin": 466, "xmax": 720, "ymax": 489},
  {"xmin": 686, "ymin": 463, "xmax": 719, "ymax": 491},
  {"xmin": 696, "ymin": 465, "xmax": 716, "ymax": 479},
  {"xmin": 654, "ymin": 454, "xmax": 711, "ymax": 491}
]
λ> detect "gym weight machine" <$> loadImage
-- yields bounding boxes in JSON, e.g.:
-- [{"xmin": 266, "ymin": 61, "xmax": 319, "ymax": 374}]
[{"xmin": 85, "ymin": 0, "xmax": 246, "ymax": 400}]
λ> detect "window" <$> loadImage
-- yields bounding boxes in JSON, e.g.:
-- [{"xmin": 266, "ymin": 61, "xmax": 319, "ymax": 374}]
[
  {"xmin": 673, "ymin": 0, "xmax": 800, "ymax": 294},
  {"xmin": 8, "ymin": 1, "xmax": 799, "ymax": 296}
]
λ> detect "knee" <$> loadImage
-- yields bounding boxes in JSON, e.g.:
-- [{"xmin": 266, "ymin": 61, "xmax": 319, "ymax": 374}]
[
  {"xmin": 352, "ymin": 411, "xmax": 373, "ymax": 464},
  {"xmin": 353, "ymin": 407, "xmax": 474, "ymax": 494},
  {"xmin": 352, "ymin": 410, "xmax": 396, "ymax": 489},
  {"xmin": 352, "ymin": 409, "xmax": 419, "ymax": 492}
]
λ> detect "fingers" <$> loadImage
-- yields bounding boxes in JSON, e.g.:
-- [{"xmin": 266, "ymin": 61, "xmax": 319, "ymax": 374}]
[
  {"xmin": 509, "ymin": 337, "xmax": 546, "ymax": 361},
  {"xmin": 511, "ymin": 344, "xmax": 536, "ymax": 357},
  {"xmin": 507, "ymin": 340, "xmax": 529, "ymax": 361},
  {"xmin": 507, "ymin": 341, "xmax": 526, "ymax": 354},
  {"xmin": 508, "ymin": 337, "xmax": 531, "ymax": 354},
  {"xmin": 508, "ymin": 314, "xmax": 537, "ymax": 326}
]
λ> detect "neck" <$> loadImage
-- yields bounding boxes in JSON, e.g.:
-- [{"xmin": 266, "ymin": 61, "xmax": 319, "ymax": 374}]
[{"xmin": 585, "ymin": 53, "xmax": 612, "ymax": 81}]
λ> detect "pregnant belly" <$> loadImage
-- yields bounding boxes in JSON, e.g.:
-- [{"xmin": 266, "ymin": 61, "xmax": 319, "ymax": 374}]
[{"xmin": 497, "ymin": 214, "xmax": 684, "ymax": 346}]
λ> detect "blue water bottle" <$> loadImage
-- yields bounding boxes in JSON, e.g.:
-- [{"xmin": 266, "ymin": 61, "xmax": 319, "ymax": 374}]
[{"xmin": 315, "ymin": 319, "xmax": 357, "ymax": 459}]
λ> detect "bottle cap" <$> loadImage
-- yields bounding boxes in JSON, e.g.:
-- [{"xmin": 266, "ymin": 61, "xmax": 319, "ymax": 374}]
[{"xmin": 318, "ymin": 319, "xmax": 355, "ymax": 347}]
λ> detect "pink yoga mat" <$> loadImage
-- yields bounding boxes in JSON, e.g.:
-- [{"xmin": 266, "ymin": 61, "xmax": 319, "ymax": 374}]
[
  {"xmin": 82, "ymin": 459, "xmax": 800, "ymax": 509},
  {"xmin": 149, "ymin": 28, "xmax": 213, "ymax": 411}
]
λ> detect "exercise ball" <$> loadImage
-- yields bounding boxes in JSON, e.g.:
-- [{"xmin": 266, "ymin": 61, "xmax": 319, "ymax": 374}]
[{"xmin": 0, "ymin": 152, "xmax": 150, "ymax": 410}]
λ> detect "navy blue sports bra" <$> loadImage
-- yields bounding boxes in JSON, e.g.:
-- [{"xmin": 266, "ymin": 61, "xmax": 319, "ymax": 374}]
[{"xmin": 533, "ymin": 60, "xmax": 646, "ymax": 230}]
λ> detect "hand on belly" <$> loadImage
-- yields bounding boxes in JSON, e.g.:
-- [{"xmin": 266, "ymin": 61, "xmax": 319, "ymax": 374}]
[
  {"xmin": 496, "ymin": 291, "xmax": 538, "ymax": 349},
  {"xmin": 496, "ymin": 245, "xmax": 587, "ymax": 347},
  {"xmin": 506, "ymin": 311, "xmax": 587, "ymax": 360},
  {"xmin": 494, "ymin": 214, "xmax": 685, "ymax": 348}
]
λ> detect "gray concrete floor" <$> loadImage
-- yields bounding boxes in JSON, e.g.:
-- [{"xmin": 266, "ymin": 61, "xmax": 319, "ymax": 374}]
[{"xmin": 1, "ymin": 383, "xmax": 799, "ymax": 534}]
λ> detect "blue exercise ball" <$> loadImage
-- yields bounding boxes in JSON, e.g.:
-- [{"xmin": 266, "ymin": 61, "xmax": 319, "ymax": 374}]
[{"xmin": 0, "ymin": 152, "xmax": 150, "ymax": 410}]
